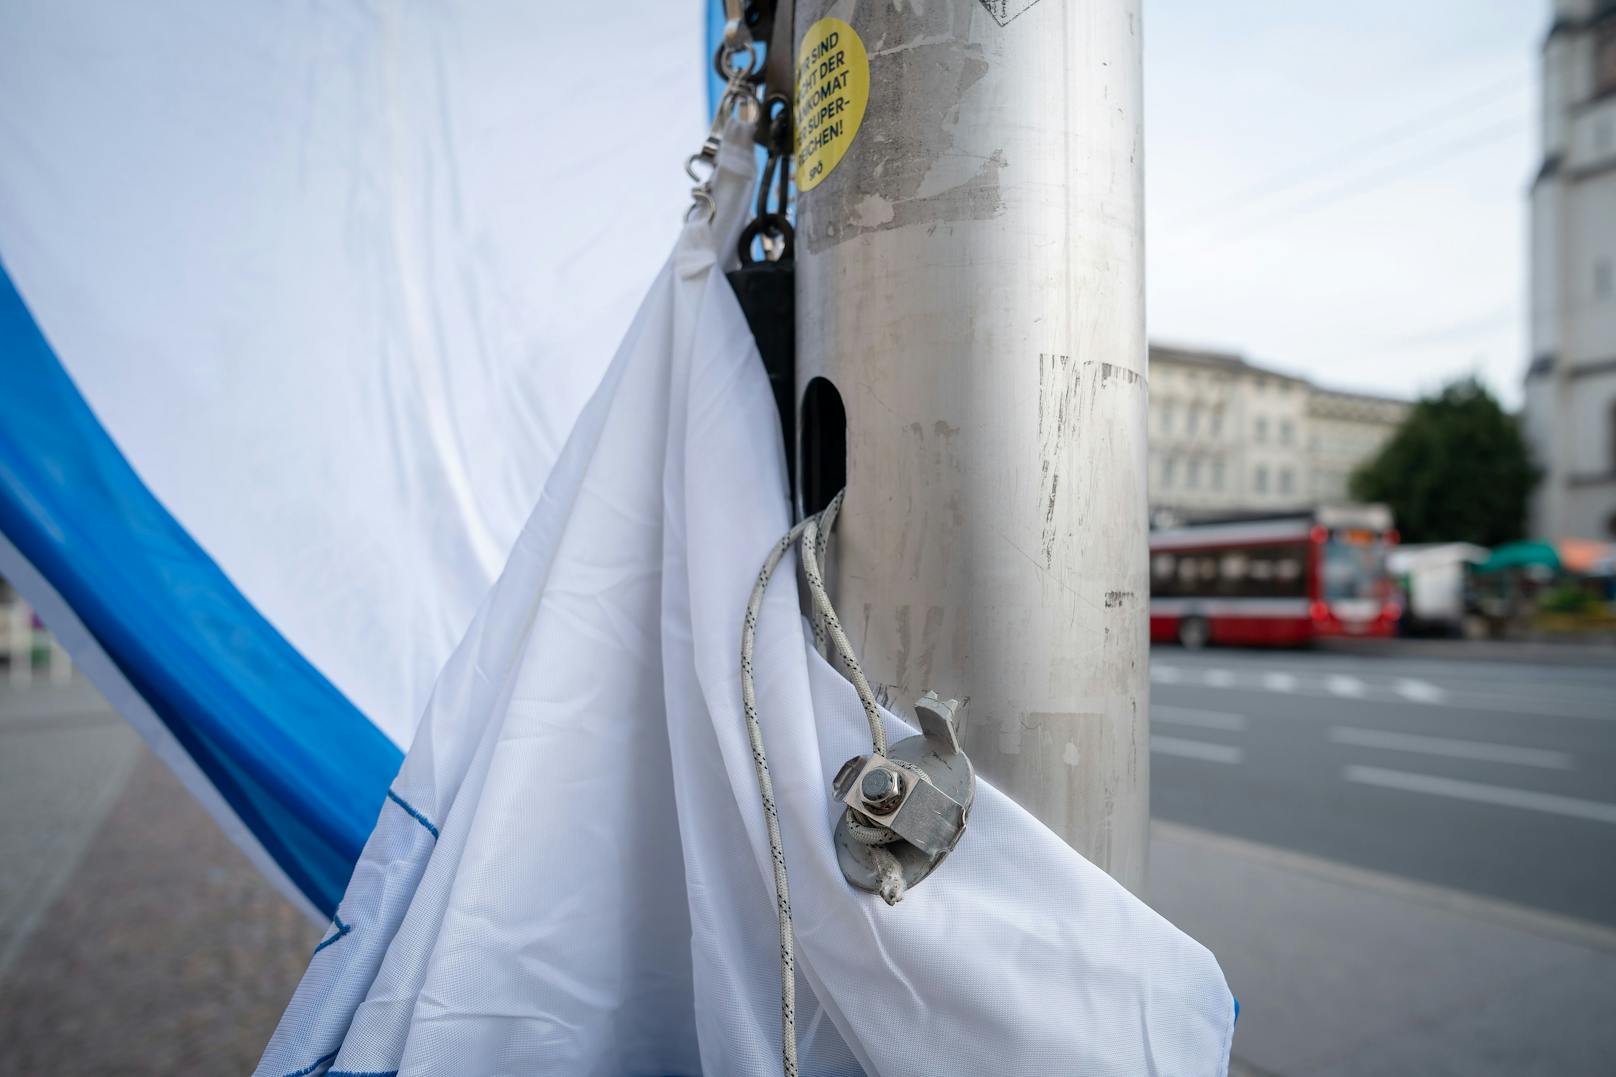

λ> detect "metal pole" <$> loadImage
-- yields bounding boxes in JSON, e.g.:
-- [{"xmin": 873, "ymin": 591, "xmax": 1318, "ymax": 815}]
[{"xmin": 795, "ymin": 0, "xmax": 1148, "ymax": 890}]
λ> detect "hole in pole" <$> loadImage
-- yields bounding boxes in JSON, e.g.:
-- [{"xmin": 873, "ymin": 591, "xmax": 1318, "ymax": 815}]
[{"xmin": 800, "ymin": 376, "xmax": 846, "ymax": 518}]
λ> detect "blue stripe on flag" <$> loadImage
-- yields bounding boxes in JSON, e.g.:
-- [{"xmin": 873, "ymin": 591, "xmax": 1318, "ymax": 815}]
[
  {"xmin": 706, "ymin": 0, "xmax": 726, "ymax": 118},
  {"xmin": 0, "ymin": 259, "xmax": 403, "ymax": 915}
]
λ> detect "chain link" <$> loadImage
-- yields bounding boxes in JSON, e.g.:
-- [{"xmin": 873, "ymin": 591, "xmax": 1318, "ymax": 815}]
[{"xmin": 687, "ymin": 17, "xmax": 764, "ymax": 223}]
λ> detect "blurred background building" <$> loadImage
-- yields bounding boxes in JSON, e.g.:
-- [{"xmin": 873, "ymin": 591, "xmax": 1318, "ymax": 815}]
[
  {"xmin": 1523, "ymin": 0, "xmax": 1616, "ymax": 540},
  {"xmin": 1148, "ymin": 344, "xmax": 1408, "ymax": 521}
]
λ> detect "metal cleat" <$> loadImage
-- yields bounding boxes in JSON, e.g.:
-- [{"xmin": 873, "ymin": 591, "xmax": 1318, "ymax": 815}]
[{"xmin": 831, "ymin": 691, "xmax": 975, "ymax": 901}]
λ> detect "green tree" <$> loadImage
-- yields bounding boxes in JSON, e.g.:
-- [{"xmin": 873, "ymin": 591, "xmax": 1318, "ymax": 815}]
[{"xmin": 1349, "ymin": 378, "xmax": 1537, "ymax": 545}]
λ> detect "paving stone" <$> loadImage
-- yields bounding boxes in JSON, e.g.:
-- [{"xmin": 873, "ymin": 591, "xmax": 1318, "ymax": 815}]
[{"xmin": 0, "ymin": 746, "xmax": 319, "ymax": 1075}]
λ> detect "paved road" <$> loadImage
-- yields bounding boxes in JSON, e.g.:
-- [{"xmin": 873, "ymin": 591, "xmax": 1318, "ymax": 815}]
[{"xmin": 1149, "ymin": 644, "xmax": 1616, "ymax": 926}]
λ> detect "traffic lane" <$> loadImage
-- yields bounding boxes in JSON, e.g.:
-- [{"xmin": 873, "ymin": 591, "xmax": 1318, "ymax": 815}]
[
  {"xmin": 1149, "ymin": 682, "xmax": 1616, "ymax": 927},
  {"xmin": 1150, "ymin": 675, "xmax": 1616, "ymax": 800},
  {"xmin": 1151, "ymin": 650, "xmax": 1616, "ymax": 728},
  {"xmin": 1157, "ymin": 661, "xmax": 1616, "ymax": 717},
  {"xmin": 1153, "ymin": 677, "xmax": 1616, "ymax": 812},
  {"xmin": 1153, "ymin": 645, "xmax": 1616, "ymax": 698}
]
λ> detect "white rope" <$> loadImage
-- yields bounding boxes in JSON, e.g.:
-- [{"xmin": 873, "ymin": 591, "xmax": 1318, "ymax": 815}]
[
  {"xmin": 798, "ymin": 504, "xmax": 885, "ymax": 756},
  {"xmin": 740, "ymin": 489, "xmax": 896, "ymax": 1076}
]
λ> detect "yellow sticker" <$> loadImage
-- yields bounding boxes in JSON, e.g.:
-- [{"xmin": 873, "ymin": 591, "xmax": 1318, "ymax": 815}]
[{"xmin": 794, "ymin": 17, "xmax": 868, "ymax": 193}]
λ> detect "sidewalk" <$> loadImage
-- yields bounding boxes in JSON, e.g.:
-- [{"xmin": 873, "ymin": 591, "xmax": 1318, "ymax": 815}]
[
  {"xmin": 6, "ymin": 676, "xmax": 1615, "ymax": 1074},
  {"xmin": 1150, "ymin": 822, "xmax": 1616, "ymax": 1077},
  {"xmin": 0, "ymin": 677, "xmax": 316, "ymax": 1076}
]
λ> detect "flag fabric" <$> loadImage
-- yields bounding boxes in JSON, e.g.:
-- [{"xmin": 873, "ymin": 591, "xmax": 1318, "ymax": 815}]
[
  {"xmin": 1, "ymin": 7, "xmax": 1234, "ymax": 1072},
  {"xmin": 255, "ymin": 122, "xmax": 1234, "ymax": 1077},
  {"xmin": 0, "ymin": 1, "xmax": 703, "ymax": 915}
]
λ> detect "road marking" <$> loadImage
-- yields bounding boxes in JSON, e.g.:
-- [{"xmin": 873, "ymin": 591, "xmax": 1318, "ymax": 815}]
[
  {"xmin": 1394, "ymin": 678, "xmax": 1449, "ymax": 704},
  {"xmin": 1330, "ymin": 727, "xmax": 1572, "ymax": 769},
  {"xmin": 1151, "ymin": 665, "xmax": 1183, "ymax": 684},
  {"xmin": 1152, "ymin": 735, "xmax": 1244, "ymax": 764},
  {"xmin": 1262, "ymin": 672, "xmax": 1297, "ymax": 692},
  {"xmin": 1155, "ymin": 705, "xmax": 1247, "ymax": 732},
  {"xmin": 1344, "ymin": 765, "xmax": 1616, "ymax": 825},
  {"xmin": 1326, "ymin": 674, "xmax": 1366, "ymax": 698},
  {"xmin": 1204, "ymin": 669, "xmax": 1236, "ymax": 688}
]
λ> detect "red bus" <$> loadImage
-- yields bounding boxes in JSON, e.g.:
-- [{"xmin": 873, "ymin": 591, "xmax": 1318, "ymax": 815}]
[{"xmin": 1149, "ymin": 505, "xmax": 1400, "ymax": 648}]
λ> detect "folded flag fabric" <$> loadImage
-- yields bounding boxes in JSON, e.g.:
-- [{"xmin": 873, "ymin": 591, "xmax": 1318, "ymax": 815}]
[{"xmin": 256, "ymin": 123, "xmax": 1234, "ymax": 1077}]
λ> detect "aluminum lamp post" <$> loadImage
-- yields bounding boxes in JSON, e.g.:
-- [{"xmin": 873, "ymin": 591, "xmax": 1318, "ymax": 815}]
[{"xmin": 794, "ymin": 0, "xmax": 1149, "ymax": 890}]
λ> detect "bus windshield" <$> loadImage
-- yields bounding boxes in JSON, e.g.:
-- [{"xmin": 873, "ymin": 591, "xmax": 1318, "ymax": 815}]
[{"xmin": 1323, "ymin": 537, "xmax": 1385, "ymax": 601}]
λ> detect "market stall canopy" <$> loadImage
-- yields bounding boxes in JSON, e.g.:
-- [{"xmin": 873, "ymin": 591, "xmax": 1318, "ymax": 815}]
[{"xmin": 1475, "ymin": 541, "xmax": 1560, "ymax": 574}]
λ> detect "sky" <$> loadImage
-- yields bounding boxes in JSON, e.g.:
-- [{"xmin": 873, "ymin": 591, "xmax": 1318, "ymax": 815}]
[{"xmin": 1144, "ymin": 1, "xmax": 1544, "ymax": 407}]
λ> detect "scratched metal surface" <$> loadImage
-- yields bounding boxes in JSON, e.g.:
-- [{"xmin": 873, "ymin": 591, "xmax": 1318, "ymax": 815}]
[{"xmin": 795, "ymin": 0, "xmax": 1150, "ymax": 890}]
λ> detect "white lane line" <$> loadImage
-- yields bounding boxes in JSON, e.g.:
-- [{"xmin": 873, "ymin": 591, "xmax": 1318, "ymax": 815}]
[
  {"xmin": 1262, "ymin": 672, "xmax": 1297, "ymax": 692},
  {"xmin": 1344, "ymin": 765, "xmax": 1616, "ymax": 825},
  {"xmin": 1154, "ymin": 705, "xmax": 1247, "ymax": 732},
  {"xmin": 1204, "ymin": 669, "xmax": 1236, "ymax": 688},
  {"xmin": 1329, "ymin": 727, "xmax": 1573, "ymax": 770},
  {"xmin": 1326, "ymin": 674, "xmax": 1366, "ymax": 698},
  {"xmin": 1152, "ymin": 736, "xmax": 1244, "ymax": 764},
  {"xmin": 1394, "ymin": 678, "xmax": 1449, "ymax": 705},
  {"xmin": 1151, "ymin": 665, "xmax": 1183, "ymax": 684}
]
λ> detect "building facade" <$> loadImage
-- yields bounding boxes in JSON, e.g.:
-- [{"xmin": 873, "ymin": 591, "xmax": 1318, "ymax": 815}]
[
  {"xmin": 1523, "ymin": 0, "xmax": 1616, "ymax": 540},
  {"xmin": 1147, "ymin": 344, "xmax": 1408, "ymax": 522},
  {"xmin": 1307, "ymin": 389, "xmax": 1412, "ymax": 505}
]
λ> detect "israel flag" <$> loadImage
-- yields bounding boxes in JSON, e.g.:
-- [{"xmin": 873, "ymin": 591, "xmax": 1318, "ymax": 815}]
[
  {"xmin": 0, "ymin": 4, "xmax": 1234, "ymax": 1073},
  {"xmin": 0, "ymin": 1, "xmax": 705, "ymax": 916}
]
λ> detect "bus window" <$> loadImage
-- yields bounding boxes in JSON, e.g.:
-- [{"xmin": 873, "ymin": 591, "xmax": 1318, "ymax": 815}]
[
  {"xmin": 1152, "ymin": 553, "xmax": 1178, "ymax": 596},
  {"xmin": 1234, "ymin": 544, "xmax": 1307, "ymax": 598},
  {"xmin": 1219, "ymin": 553, "xmax": 1248, "ymax": 596},
  {"xmin": 1324, "ymin": 537, "xmax": 1384, "ymax": 600}
]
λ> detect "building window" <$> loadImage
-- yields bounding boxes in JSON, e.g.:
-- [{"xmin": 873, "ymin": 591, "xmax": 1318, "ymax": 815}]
[
  {"xmin": 1210, "ymin": 407, "xmax": 1223, "ymax": 437},
  {"xmin": 1161, "ymin": 401, "xmax": 1174, "ymax": 435},
  {"xmin": 1598, "ymin": 22, "xmax": 1616, "ymax": 96},
  {"xmin": 1279, "ymin": 419, "xmax": 1294, "ymax": 445},
  {"xmin": 1187, "ymin": 457, "xmax": 1201, "ymax": 489},
  {"xmin": 1279, "ymin": 467, "xmax": 1294, "ymax": 496},
  {"xmin": 1610, "ymin": 401, "xmax": 1616, "ymax": 473},
  {"xmin": 1254, "ymin": 416, "xmax": 1269, "ymax": 443},
  {"xmin": 1187, "ymin": 405, "xmax": 1201, "ymax": 436},
  {"xmin": 1212, "ymin": 459, "xmax": 1225, "ymax": 490},
  {"xmin": 1254, "ymin": 465, "xmax": 1269, "ymax": 494},
  {"xmin": 1162, "ymin": 456, "xmax": 1176, "ymax": 489}
]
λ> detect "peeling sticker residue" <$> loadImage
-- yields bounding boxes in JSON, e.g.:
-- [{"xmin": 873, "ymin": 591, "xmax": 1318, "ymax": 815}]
[
  {"xmin": 1037, "ymin": 353, "xmax": 1146, "ymax": 568},
  {"xmin": 853, "ymin": 192, "xmax": 895, "ymax": 228},
  {"xmin": 894, "ymin": 603, "xmax": 913, "ymax": 688},
  {"xmin": 999, "ymin": 715, "xmax": 1023, "ymax": 755},
  {"xmin": 799, "ymin": 3, "xmax": 1006, "ymax": 252},
  {"xmin": 1037, "ymin": 352, "xmax": 1078, "ymax": 567},
  {"xmin": 978, "ymin": 0, "xmax": 1048, "ymax": 26},
  {"xmin": 1099, "ymin": 361, "xmax": 1142, "ymax": 386}
]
